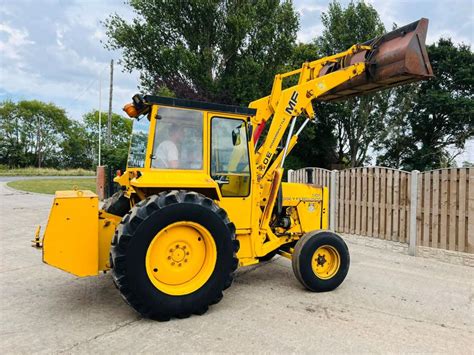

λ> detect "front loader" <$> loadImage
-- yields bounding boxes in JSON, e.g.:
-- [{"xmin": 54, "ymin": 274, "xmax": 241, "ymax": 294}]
[{"xmin": 35, "ymin": 19, "xmax": 433, "ymax": 320}]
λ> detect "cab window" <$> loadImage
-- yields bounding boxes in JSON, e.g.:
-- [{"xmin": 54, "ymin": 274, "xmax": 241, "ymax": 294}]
[
  {"xmin": 151, "ymin": 107, "xmax": 203, "ymax": 170},
  {"xmin": 211, "ymin": 117, "xmax": 251, "ymax": 197},
  {"xmin": 127, "ymin": 115, "xmax": 150, "ymax": 168}
]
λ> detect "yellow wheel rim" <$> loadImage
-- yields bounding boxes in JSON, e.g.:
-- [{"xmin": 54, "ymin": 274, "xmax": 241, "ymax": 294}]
[
  {"xmin": 145, "ymin": 221, "xmax": 217, "ymax": 296},
  {"xmin": 311, "ymin": 245, "xmax": 341, "ymax": 280}
]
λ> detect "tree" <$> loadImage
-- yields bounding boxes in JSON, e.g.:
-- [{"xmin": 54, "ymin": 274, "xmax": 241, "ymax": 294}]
[
  {"xmin": 104, "ymin": 0, "xmax": 299, "ymax": 105},
  {"xmin": 83, "ymin": 111, "xmax": 132, "ymax": 170},
  {"xmin": 0, "ymin": 100, "xmax": 70, "ymax": 168},
  {"xmin": 0, "ymin": 101, "xmax": 26, "ymax": 167},
  {"xmin": 283, "ymin": 1, "xmax": 389, "ymax": 169},
  {"xmin": 376, "ymin": 39, "xmax": 474, "ymax": 171},
  {"xmin": 312, "ymin": 0, "xmax": 388, "ymax": 168},
  {"xmin": 282, "ymin": 43, "xmax": 339, "ymax": 170},
  {"xmin": 60, "ymin": 121, "xmax": 94, "ymax": 169},
  {"xmin": 0, "ymin": 100, "xmax": 133, "ymax": 170}
]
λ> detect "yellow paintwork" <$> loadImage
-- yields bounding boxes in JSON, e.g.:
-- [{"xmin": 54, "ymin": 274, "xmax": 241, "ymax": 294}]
[
  {"xmin": 220, "ymin": 174, "xmax": 251, "ymax": 197},
  {"xmin": 131, "ymin": 171, "xmax": 218, "ymax": 189},
  {"xmin": 281, "ymin": 182, "xmax": 328, "ymax": 233},
  {"xmin": 39, "ymin": 42, "xmax": 369, "ymax": 277},
  {"xmin": 32, "ymin": 225, "xmax": 41, "ymax": 247},
  {"xmin": 311, "ymin": 245, "xmax": 341, "ymax": 280},
  {"xmin": 42, "ymin": 190, "xmax": 121, "ymax": 277},
  {"xmin": 145, "ymin": 221, "xmax": 217, "ymax": 295},
  {"xmin": 42, "ymin": 190, "xmax": 99, "ymax": 277},
  {"xmin": 98, "ymin": 211, "xmax": 122, "ymax": 271}
]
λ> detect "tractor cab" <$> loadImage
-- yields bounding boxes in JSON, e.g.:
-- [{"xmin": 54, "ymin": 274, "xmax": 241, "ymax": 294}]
[{"xmin": 121, "ymin": 95, "xmax": 257, "ymax": 229}]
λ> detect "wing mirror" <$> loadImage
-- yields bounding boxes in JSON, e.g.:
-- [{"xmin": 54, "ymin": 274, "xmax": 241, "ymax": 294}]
[{"xmin": 232, "ymin": 126, "xmax": 242, "ymax": 146}]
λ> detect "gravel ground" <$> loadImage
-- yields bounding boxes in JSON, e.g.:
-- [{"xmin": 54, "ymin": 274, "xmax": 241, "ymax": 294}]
[{"xmin": 0, "ymin": 182, "xmax": 473, "ymax": 353}]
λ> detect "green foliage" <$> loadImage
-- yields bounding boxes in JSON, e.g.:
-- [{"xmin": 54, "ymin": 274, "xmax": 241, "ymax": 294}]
[
  {"xmin": 291, "ymin": 2, "xmax": 472, "ymax": 171},
  {"xmin": 0, "ymin": 100, "xmax": 132, "ymax": 171},
  {"xmin": 0, "ymin": 100, "xmax": 70, "ymax": 168},
  {"xmin": 317, "ymin": 1, "xmax": 387, "ymax": 168},
  {"xmin": 376, "ymin": 39, "xmax": 474, "ymax": 171},
  {"xmin": 0, "ymin": 101, "xmax": 26, "ymax": 167},
  {"xmin": 289, "ymin": 1, "xmax": 387, "ymax": 169},
  {"xmin": 82, "ymin": 111, "xmax": 132, "ymax": 170},
  {"xmin": 60, "ymin": 121, "xmax": 94, "ymax": 169},
  {"xmin": 316, "ymin": 0, "xmax": 385, "ymax": 55},
  {"xmin": 104, "ymin": 0, "xmax": 299, "ymax": 105}
]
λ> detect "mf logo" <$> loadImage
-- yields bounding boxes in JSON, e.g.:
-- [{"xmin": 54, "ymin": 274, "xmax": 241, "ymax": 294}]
[{"xmin": 285, "ymin": 91, "xmax": 298, "ymax": 114}]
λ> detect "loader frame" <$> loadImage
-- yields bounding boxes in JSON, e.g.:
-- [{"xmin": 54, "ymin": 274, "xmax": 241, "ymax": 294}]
[{"xmin": 112, "ymin": 44, "xmax": 368, "ymax": 267}]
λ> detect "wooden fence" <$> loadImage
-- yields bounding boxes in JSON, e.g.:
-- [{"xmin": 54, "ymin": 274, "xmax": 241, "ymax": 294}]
[
  {"xmin": 417, "ymin": 169, "xmax": 473, "ymax": 253},
  {"xmin": 290, "ymin": 167, "xmax": 332, "ymax": 187},
  {"xmin": 288, "ymin": 167, "xmax": 473, "ymax": 254}
]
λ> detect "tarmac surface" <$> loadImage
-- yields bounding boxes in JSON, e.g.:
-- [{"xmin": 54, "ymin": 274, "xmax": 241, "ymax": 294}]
[{"xmin": 0, "ymin": 181, "xmax": 473, "ymax": 353}]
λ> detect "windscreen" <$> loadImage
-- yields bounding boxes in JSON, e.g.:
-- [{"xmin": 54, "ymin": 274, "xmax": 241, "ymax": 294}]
[{"xmin": 151, "ymin": 107, "xmax": 203, "ymax": 170}]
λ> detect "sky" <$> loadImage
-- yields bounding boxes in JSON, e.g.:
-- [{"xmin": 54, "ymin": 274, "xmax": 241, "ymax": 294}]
[{"xmin": 0, "ymin": 0, "xmax": 473, "ymax": 162}]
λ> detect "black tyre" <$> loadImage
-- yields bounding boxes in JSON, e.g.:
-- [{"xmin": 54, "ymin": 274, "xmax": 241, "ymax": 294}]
[
  {"xmin": 292, "ymin": 231, "xmax": 349, "ymax": 292},
  {"xmin": 102, "ymin": 190, "xmax": 130, "ymax": 217},
  {"xmin": 110, "ymin": 190, "xmax": 239, "ymax": 321}
]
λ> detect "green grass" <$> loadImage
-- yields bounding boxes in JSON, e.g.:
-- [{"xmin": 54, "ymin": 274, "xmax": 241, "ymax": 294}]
[
  {"xmin": 0, "ymin": 167, "xmax": 95, "ymax": 176},
  {"xmin": 7, "ymin": 178, "xmax": 96, "ymax": 195}
]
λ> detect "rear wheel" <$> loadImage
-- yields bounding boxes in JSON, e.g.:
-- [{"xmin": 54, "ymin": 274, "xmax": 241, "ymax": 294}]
[
  {"xmin": 292, "ymin": 231, "xmax": 349, "ymax": 292},
  {"xmin": 110, "ymin": 191, "xmax": 239, "ymax": 320}
]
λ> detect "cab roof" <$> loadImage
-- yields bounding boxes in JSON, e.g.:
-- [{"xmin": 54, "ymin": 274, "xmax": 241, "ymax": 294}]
[{"xmin": 144, "ymin": 95, "xmax": 257, "ymax": 117}]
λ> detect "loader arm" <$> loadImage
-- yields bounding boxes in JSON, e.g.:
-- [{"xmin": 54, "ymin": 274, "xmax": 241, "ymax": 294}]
[
  {"xmin": 250, "ymin": 18, "xmax": 433, "ymax": 239},
  {"xmin": 249, "ymin": 18, "xmax": 432, "ymax": 183},
  {"xmin": 249, "ymin": 44, "xmax": 370, "ymax": 180}
]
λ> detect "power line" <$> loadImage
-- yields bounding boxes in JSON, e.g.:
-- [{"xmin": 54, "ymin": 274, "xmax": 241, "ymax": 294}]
[{"xmin": 71, "ymin": 64, "xmax": 109, "ymax": 107}]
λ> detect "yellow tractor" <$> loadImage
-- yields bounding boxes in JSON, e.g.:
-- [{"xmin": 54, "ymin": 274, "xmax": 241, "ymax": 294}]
[{"xmin": 35, "ymin": 19, "xmax": 432, "ymax": 320}]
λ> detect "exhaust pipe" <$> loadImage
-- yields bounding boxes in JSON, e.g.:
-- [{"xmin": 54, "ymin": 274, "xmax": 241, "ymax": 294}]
[{"xmin": 318, "ymin": 18, "xmax": 433, "ymax": 101}]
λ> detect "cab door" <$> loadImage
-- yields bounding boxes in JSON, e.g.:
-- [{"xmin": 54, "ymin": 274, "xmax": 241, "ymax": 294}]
[{"xmin": 210, "ymin": 115, "xmax": 253, "ymax": 230}]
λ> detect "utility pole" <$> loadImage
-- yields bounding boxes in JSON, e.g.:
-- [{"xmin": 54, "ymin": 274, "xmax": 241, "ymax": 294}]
[
  {"xmin": 98, "ymin": 71, "xmax": 102, "ymax": 166},
  {"xmin": 107, "ymin": 59, "xmax": 114, "ymax": 145}
]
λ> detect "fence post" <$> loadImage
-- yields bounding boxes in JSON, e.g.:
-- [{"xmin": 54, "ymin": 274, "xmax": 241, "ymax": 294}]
[
  {"xmin": 287, "ymin": 169, "xmax": 294, "ymax": 182},
  {"xmin": 329, "ymin": 170, "xmax": 338, "ymax": 231},
  {"xmin": 96, "ymin": 165, "xmax": 107, "ymax": 201},
  {"xmin": 409, "ymin": 170, "xmax": 419, "ymax": 256}
]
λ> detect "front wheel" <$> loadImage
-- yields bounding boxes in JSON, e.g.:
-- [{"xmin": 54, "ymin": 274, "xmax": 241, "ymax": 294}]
[{"xmin": 292, "ymin": 231, "xmax": 350, "ymax": 292}]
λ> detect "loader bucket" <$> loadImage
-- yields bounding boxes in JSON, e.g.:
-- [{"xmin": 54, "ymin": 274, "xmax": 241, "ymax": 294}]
[{"xmin": 318, "ymin": 18, "xmax": 433, "ymax": 101}]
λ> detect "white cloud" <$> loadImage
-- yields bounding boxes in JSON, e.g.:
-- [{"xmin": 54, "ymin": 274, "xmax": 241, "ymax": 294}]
[
  {"xmin": 298, "ymin": 0, "xmax": 473, "ymax": 46},
  {"xmin": 0, "ymin": 0, "xmax": 140, "ymax": 121},
  {"xmin": 297, "ymin": 24, "xmax": 324, "ymax": 43},
  {"xmin": 92, "ymin": 29, "xmax": 106, "ymax": 42},
  {"xmin": 366, "ymin": 0, "xmax": 398, "ymax": 26},
  {"xmin": 0, "ymin": 23, "xmax": 34, "ymax": 62},
  {"xmin": 295, "ymin": 3, "xmax": 326, "ymax": 13},
  {"xmin": 427, "ymin": 28, "xmax": 472, "ymax": 45}
]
